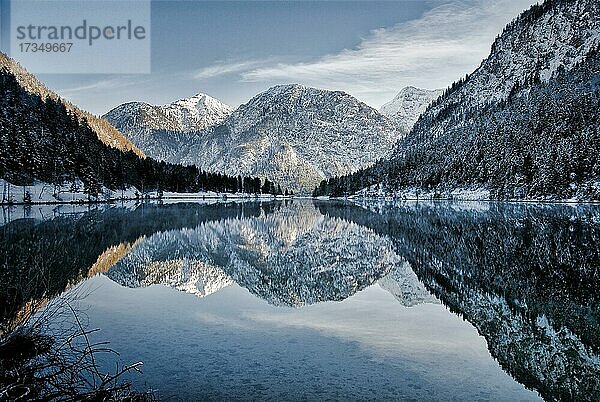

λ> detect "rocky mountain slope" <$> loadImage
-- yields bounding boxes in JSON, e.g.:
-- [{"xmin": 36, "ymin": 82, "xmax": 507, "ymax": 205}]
[
  {"xmin": 0, "ymin": 52, "xmax": 268, "ymax": 198},
  {"xmin": 103, "ymin": 93, "xmax": 232, "ymax": 159},
  {"xmin": 316, "ymin": 0, "xmax": 600, "ymax": 201},
  {"xmin": 379, "ymin": 87, "xmax": 443, "ymax": 133},
  {"xmin": 106, "ymin": 84, "xmax": 399, "ymax": 194}
]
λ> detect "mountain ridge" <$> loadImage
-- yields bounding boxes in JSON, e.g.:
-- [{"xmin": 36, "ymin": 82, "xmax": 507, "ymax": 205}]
[
  {"xmin": 0, "ymin": 52, "xmax": 145, "ymax": 158},
  {"xmin": 379, "ymin": 86, "xmax": 443, "ymax": 133},
  {"xmin": 315, "ymin": 0, "xmax": 600, "ymax": 201},
  {"xmin": 106, "ymin": 84, "xmax": 400, "ymax": 194},
  {"xmin": 105, "ymin": 92, "xmax": 233, "ymax": 134}
]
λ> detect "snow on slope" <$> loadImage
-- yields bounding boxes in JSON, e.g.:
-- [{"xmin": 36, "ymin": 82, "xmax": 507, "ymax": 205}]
[
  {"xmin": 380, "ymin": 87, "xmax": 443, "ymax": 133},
  {"xmin": 105, "ymin": 92, "xmax": 233, "ymax": 134},
  {"xmin": 411, "ymin": 0, "xmax": 600, "ymax": 141},
  {"xmin": 0, "ymin": 178, "xmax": 279, "ymax": 205},
  {"xmin": 106, "ymin": 84, "xmax": 400, "ymax": 194}
]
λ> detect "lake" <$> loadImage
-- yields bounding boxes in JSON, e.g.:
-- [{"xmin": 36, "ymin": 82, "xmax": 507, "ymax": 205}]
[{"xmin": 1, "ymin": 199, "xmax": 599, "ymax": 401}]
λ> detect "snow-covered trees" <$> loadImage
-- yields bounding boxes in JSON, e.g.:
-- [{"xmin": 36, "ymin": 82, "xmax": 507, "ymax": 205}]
[
  {"xmin": 0, "ymin": 67, "xmax": 287, "ymax": 197},
  {"xmin": 315, "ymin": 0, "xmax": 600, "ymax": 201}
]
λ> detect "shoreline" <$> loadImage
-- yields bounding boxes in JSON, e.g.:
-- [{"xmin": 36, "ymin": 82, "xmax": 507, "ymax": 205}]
[
  {"xmin": 0, "ymin": 179, "xmax": 296, "ymax": 206},
  {"xmin": 0, "ymin": 194, "xmax": 295, "ymax": 206},
  {"xmin": 3, "ymin": 196, "xmax": 600, "ymax": 206},
  {"xmin": 328, "ymin": 196, "xmax": 600, "ymax": 205}
]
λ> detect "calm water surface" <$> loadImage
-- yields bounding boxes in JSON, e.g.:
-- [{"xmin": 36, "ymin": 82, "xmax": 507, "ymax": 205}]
[{"xmin": 2, "ymin": 200, "xmax": 599, "ymax": 401}]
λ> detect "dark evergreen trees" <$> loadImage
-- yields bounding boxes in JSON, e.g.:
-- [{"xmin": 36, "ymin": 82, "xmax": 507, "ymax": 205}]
[
  {"xmin": 0, "ymin": 68, "xmax": 287, "ymax": 197},
  {"xmin": 315, "ymin": 41, "xmax": 600, "ymax": 200}
]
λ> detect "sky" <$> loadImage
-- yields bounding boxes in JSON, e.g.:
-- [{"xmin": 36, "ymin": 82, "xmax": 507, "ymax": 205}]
[{"xmin": 29, "ymin": 0, "xmax": 538, "ymax": 115}]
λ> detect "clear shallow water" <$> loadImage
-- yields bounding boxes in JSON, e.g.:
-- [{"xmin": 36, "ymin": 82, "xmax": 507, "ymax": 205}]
[
  {"xmin": 81, "ymin": 276, "xmax": 537, "ymax": 401},
  {"xmin": 2, "ymin": 200, "xmax": 599, "ymax": 400}
]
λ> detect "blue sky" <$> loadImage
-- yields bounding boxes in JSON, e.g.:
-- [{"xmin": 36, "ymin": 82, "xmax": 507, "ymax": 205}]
[{"xmin": 33, "ymin": 0, "xmax": 537, "ymax": 115}]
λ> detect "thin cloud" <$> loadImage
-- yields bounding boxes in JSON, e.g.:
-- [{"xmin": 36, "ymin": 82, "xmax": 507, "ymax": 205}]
[
  {"xmin": 240, "ymin": 0, "xmax": 538, "ymax": 107},
  {"xmin": 59, "ymin": 76, "xmax": 151, "ymax": 96},
  {"xmin": 193, "ymin": 58, "xmax": 278, "ymax": 80}
]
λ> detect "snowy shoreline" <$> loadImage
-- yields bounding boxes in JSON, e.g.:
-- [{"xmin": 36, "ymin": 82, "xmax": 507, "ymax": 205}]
[
  {"xmin": 3, "ymin": 179, "xmax": 599, "ymax": 206},
  {"xmin": 0, "ymin": 179, "xmax": 291, "ymax": 206},
  {"xmin": 336, "ymin": 184, "xmax": 600, "ymax": 205},
  {"xmin": 342, "ymin": 196, "xmax": 600, "ymax": 205}
]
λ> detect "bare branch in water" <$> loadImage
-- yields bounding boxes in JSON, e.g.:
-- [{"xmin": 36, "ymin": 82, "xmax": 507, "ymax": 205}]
[{"xmin": 0, "ymin": 284, "xmax": 155, "ymax": 400}]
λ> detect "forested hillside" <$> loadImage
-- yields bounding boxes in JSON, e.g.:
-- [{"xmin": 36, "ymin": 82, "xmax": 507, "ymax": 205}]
[
  {"xmin": 315, "ymin": 0, "xmax": 600, "ymax": 201},
  {"xmin": 0, "ymin": 54, "xmax": 283, "ymax": 199}
]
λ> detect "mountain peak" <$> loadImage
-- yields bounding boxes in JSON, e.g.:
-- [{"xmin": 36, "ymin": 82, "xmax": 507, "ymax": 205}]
[
  {"xmin": 398, "ymin": 86, "xmax": 423, "ymax": 93},
  {"xmin": 242, "ymin": 84, "xmax": 369, "ymax": 112},
  {"xmin": 171, "ymin": 91, "xmax": 228, "ymax": 109},
  {"xmin": 255, "ymin": 84, "xmax": 355, "ymax": 103},
  {"xmin": 106, "ymin": 83, "xmax": 400, "ymax": 194},
  {"xmin": 186, "ymin": 91, "xmax": 212, "ymax": 99},
  {"xmin": 380, "ymin": 87, "xmax": 443, "ymax": 133},
  {"xmin": 104, "ymin": 91, "xmax": 233, "ymax": 135},
  {"xmin": 268, "ymin": 83, "xmax": 307, "ymax": 92}
]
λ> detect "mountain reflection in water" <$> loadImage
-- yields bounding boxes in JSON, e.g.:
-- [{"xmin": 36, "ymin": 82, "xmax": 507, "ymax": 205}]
[
  {"xmin": 1, "ymin": 200, "xmax": 598, "ymax": 400},
  {"xmin": 107, "ymin": 202, "xmax": 405, "ymax": 307}
]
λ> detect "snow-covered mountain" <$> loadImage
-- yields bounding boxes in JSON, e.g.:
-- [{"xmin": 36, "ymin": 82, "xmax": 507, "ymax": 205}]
[
  {"xmin": 105, "ymin": 93, "xmax": 233, "ymax": 134},
  {"xmin": 453, "ymin": 0, "xmax": 600, "ymax": 108},
  {"xmin": 318, "ymin": 0, "xmax": 600, "ymax": 201},
  {"xmin": 379, "ymin": 87, "xmax": 443, "ymax": 133},
  {"xmin": 103, "ymin": 93, "xmax": 233, "ymax": 161},
  {"xmin": 409, "ymin": 0, "xmax": 600, "ymax": 136},
  {"xmin": 105, "ymin": 84, "xmax": 399, "ymax": 194}
]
